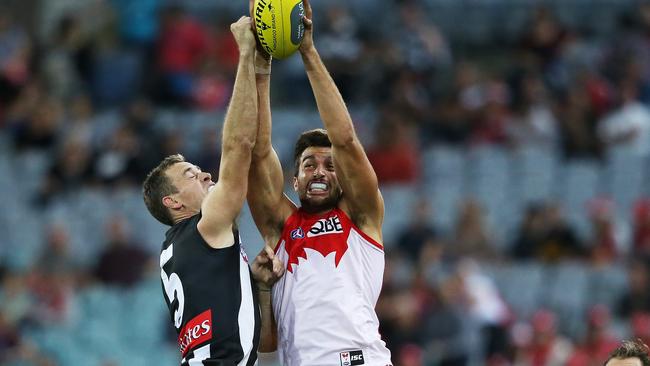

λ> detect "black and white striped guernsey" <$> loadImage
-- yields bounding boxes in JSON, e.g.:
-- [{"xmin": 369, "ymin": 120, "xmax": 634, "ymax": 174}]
[{"xmin": 159, "ymin": 213, "xmax": 261, "ymax": 366}]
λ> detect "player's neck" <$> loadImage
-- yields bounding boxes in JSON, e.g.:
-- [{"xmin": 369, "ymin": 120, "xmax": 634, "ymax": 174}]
[
  {"xmin": 173, "ymin": 210, "xmax": 198, "ymax": 224},
  {"xmin": 299, "ymin": 204, "xmax": 336, "ymax": 217}
]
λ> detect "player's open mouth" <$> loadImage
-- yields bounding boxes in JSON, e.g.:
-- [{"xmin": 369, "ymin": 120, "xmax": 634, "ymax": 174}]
[
  {"xmin": 207, "ymin": 183, "xmax": 215, "ymax": 192},
  {"xmin": 308, "ymin": 182, "xmax": 328, "ymax": 194}
]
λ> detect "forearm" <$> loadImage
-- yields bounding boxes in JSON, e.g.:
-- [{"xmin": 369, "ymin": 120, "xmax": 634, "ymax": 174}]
[
  {"xmin": 257, "ymin": 289, "xmax": 277, "ymax": 352},
  {"xmin": 222, "ymin": 51, "xmax": 257, "ymax": 150},
  {"xmin": 301, "ymin": 47, "xmax": 355, "ymax": 147},
  {"xmin": 252, "ymin": 72, "xmax": 272, "ymax": 158}
]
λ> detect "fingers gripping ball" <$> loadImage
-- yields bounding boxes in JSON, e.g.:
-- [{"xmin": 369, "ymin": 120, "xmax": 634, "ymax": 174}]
[{"xmin": 253, "ymin": 0, "xmax": 305, "ymax": 59}]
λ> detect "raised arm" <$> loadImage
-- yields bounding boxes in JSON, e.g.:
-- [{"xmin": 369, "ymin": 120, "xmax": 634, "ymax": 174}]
[
  {"xmin": 298, "ymin": 0, "xmax": 383, "ymax": 241},
  {"xmin": 247, "ymin": 52, "xmax": 297, "ymax": 248},
  {"xmin": 197, "ymin": 17, "xmax": 258, "ymax": 246}
]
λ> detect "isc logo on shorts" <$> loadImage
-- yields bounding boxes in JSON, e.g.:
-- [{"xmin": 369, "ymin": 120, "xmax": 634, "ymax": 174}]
[{"xmin": 340, "ymin": 350, "xmax": 364, "ymax": 366}]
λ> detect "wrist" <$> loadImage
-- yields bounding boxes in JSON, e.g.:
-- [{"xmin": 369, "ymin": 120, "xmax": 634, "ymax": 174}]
[
  {"xmin": 239, "ymin": 49, "xmax": 255, "ymax": 59},
  {"xmin": 300, "ymin": 46, "xmax": 317, "ymax": 58},
  {"xmin": 255, "ymin": 69, "xmax": 271, "ymax": 76},
  {"xmin": 255, "ymin": 54, "xmax": 272, "ymax": 75}
]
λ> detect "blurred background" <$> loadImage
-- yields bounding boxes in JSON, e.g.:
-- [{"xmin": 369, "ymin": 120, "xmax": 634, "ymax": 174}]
[{"xmin": 3, "ymin": 0, "xmax": 650, "ymax": 365}]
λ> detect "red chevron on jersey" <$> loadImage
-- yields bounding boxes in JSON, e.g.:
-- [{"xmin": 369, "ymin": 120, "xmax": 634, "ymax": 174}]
[{"xmin": 283, "ymin": 211, "xmax": 348, "ymax": 273}]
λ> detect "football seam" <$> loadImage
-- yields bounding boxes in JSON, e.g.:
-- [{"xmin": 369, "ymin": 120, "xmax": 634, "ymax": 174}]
[{"xmin": 279, "ymin": 0, "xmax": 285, "ymax": 58}]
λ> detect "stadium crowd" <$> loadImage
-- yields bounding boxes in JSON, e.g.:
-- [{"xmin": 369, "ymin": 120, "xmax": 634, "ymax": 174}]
[{"xmin": 2, "ymin": 0, "xmax": 650, "ymax": 365}]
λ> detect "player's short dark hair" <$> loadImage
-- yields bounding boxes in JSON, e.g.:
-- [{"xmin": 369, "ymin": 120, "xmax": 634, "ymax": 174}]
[
  {"xmin": 605, "ymin": 339, "xmax": 650, "ymax": 366},
  {"xmin": 293, "ymin": 129, "xmax": 331, "ymax": 176},
  {"xmin": 143, "ymin": 154, "xmax": 185, "ymax": 226}
]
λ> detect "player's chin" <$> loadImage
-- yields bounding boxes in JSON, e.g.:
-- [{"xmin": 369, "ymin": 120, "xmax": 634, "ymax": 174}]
[{"xmin": 302, "ymin": 195, "xmax": 337, "ymax": 211}]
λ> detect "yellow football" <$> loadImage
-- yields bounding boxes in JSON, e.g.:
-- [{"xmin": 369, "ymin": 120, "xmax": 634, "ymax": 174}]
[{"xmin": 253, "ymin": 0, "xmax": 305, "ymax": 59}]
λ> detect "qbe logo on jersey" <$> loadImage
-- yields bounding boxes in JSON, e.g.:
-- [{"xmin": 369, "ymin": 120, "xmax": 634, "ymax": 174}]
[{"xmin": 340, "ymin": 350, "xmax": 364, "ymax": 366}]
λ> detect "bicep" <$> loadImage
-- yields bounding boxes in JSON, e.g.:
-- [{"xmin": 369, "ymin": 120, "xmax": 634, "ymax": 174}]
[
  {"xmin": 199, "ymin": 147, "xmax": 252, "ymax": 237},
  {"xmin": 248, "ymin": 149, "xmax": 296, "ymax": 245},
  {"xmin": 332, "ymin": 141, "xmax": 383, "ymax": 223}
]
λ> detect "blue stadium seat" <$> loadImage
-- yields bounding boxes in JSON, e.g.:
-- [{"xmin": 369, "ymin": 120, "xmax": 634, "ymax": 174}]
[
  {"xmin": 422, "ymin": 146, "xmax": 467, "ymax": 232},
  {"xmin": 604, "ymin": 150, "xmax": 646, "ymax": 223},
  {"xmin": 485, "ymin": 262, "xmax": 545, "ymax": 320},
  {"xmin": 559, "ymin": 160, "xmax": 602, "ymax": 239},
  {"xmin": 466, "ymin": 146, "xmax": 514, "ymax": 245},
  {"xmin": 542, "ymin": 262, "xmax": 590, "ymax": 336},
  {"xmin": 380, "ymin": 184, "xmax": 419, "ymax": 245}
]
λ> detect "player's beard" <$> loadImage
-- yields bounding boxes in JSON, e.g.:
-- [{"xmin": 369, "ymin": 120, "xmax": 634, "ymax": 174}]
[{"xmin": 300, "ymin": 187, "xmax": 343, "ymax": 214}]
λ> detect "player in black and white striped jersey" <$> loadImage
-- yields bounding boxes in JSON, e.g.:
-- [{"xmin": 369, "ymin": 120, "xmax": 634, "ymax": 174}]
[{"xmin": 142, "ymin": 16, "xmax": 283, "ymax": 366}]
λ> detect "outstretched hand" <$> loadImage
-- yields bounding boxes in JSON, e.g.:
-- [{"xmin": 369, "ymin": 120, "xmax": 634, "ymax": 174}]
[
  {"xmin": 251, "ymin": 245, "xmax": 284, "ymax": 290},
  {"xmin": 230, "ymin": 16, "xmax": 256, "ymax": 54},
  {"xmin": 298, "ymin": 0, "xmax": 314, "ymax": 54}
]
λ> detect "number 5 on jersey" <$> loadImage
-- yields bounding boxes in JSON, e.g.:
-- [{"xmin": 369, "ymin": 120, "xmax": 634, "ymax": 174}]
[{"xmin": 160, "ymin": 244, "xmax": 185, "ymax": 329}]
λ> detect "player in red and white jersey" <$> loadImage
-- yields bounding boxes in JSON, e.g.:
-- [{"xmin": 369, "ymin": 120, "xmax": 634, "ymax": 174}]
[{"xmin": 247, "ymin": 0, "xmax": 393, "ymax": 365}]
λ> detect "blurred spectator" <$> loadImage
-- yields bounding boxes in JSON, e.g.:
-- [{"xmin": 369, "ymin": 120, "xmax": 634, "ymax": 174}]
[
  {"xmin": 558, "ymin": 85, "xmax": 604, "ymax": 160},
  {"xmin": 420, "ymin": 270, "xmax": 474, "ymax": 365},
  {"xmin": 41, "ymin": 15, "xmax": 89, "ymax": 102},
  {"xmin": 63, "ymin": 93, "xmax": 95, "ymax": 145},
  {"xmin": 94, "ymin": 125, "xmax": 144, "ymax": 185},
  {"xmin": 512, "ymin": 309, "xmax": 573, "ymax": 366},
  {"xmin": 155, "ymin": 5, "xmax": 209, "ymax": 105},
  {"xmin": 634, "ymin": 199, "xmax": 650, "ymax": 256},
  {"xmin": 450, "ymin": 199, "xmax": 497, "ymax": 261},
  {"xmin": 0, "ymin": 324, "xmax": 55, "ymax": 366},
  {"xmin": 396, "ymin": 200, "xmax": 440, "ymax": 262},
  {"xmin": 457, "ymin": 259, "xmax": 510, "ymax": 361},
  {"xmin": 111, "ymin": 0, "xmax": 162, "ymax": 96},
  {"xmin": 111, "ymin": 0, "xmax": 160, "ymax": 48},
  {"xmin": 367, "ymin": 111, "xmax": 420, "ymax": 184},
  {"xmin": 36, "ymin": 137, "xmax": 94, "ymax": 205},
  {"xmin": 191, "ymin": 16, "xmax": 236, "ymax": 111},
  {"xmin": 393, "ymin": 2, "xmax": 452, "ymax": 73},
  {"xmin": 387, "ymin": 70, "xmax": 433, "ymax": 125},
  {"xmin": 470, "ymin": 79, "xmax": 512, "ymax": 146},
  {"xmin": 511, "ymin": 203, "xmax": 548, "ymax": 260},
  {"xmin": 191, "ymin": 126, "xmax": 221, "ymax": 178},
  {"xmin": 507, "ymin": 72, "xmax": 559, "ymax": 148},
  {"xmin": 543, "ymin": 202, "xmax": 584, "ymax": 259},
  {"xmin": 588, "ymin": 199, "xmax": 624, "ymax": 264},
  {"xmin": 122, "ymin": 97, "xmax": 161, "ymax": 175},
  {"xmin": 424, "ymin": 62, "xmax": 477, "ymax": 144},
  {"xmin": 566, "ymin": 305, "xmax": 619, "ymax": 366},
  {"xmin": 519, "ymin": 6, "xmax": 568, "ymax": 76},
  {"xmin": 90, "ymin": 28, "xmax": 141, "ymax": 107},
  {"xmin": 631, "ymin": 313, "xmax": 650, "ymax": 348},
  {"xmin": 37, "ymin": 224, "xmax": 77, "ymax": 275},
  {"xmin": 377, "ymin": 251, "xmax": 422, "ymax": 355},
  {"xmin": 0, "ymin": 10, "xmax": 32, "ymax": 111},
  {"xmin": 617, "ymin": 258, "xmax": 650, "ymax": 318},
  {"xmin": 94, "ymin": 216, "xmax": 150, "ymax": 287},
  {"xmin": 12, "ymin": 97, "xmax": 63, "ymax": 151},
  {"xmin": 598, "ymin": 80, "xmax": 650, "ymax": 157},
  {"xmin": 319, "ymin": 5, "xmax": 362, "ymax": 101},
  {"xmin": 0, "ymin": 272, "xmax": 35, "ymax": 329},
  {"xmin": 30, "ymin": 225, "xmax": 78, "ymax": 326},
  {"xmin": 512, "ymin": 202, "xmax": 583, "ymax": 261}
]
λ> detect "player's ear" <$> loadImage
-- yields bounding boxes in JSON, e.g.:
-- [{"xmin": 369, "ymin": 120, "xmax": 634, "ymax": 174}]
[
  {"xmin": 292, "ymin": 177, "xmax": 299, "ymax": 192},
  {"xmin": 163, "ymin": 196, "xmax": 182, "ymax": 210}
]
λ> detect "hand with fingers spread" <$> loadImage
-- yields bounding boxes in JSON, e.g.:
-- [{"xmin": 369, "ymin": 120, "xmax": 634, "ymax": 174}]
[
  {"xmin": 251, "ymin": 245, "xmax": 285, "ymax": 290},
  {"xmin": 230, "ymin": 16, "xmax": 257, "ymax": 55},
  {"xmin": 298, "ymin": 0, "xmax": 314, "ymax": 54}
]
